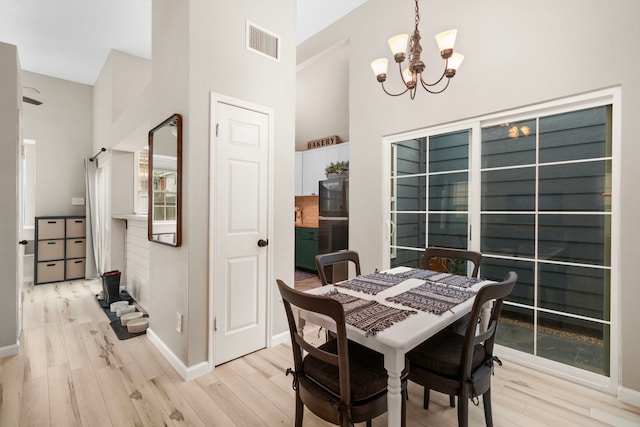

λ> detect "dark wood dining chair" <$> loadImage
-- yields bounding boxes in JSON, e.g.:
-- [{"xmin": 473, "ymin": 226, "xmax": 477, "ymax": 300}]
[
  {"xmin": 422, "ymin": 247, "xmax": 482, "ymax": 278},
  {"xmin": 406, "ymin": 271, "xmax": 517, "ymax": 427},
  {"xmin": 315, "ymin": 250, "xmax": 361, "ymax": 286},
  {"xmin": 276, "ymin": 279, "xmax": 406, "ymax": 427},
  {"xmin": 421, "ymin": 246, "xmax": 483, "ymax": 408}
]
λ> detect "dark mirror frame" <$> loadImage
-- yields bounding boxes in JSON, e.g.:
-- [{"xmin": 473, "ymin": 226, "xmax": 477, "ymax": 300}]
[{"xmin": 148, "ymin": 113, "xmax": 182, "ymax": 247}]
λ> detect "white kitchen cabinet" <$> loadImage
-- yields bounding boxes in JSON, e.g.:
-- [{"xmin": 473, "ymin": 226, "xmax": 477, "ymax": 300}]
[
  {"xmin": 298, "ymin": 142, "xmax": 350, "ymax": 196},
  {"xmin": 295, "ymin": 152, "xmax": 303, "ymax": 196},
  {"xmin": 302, "ymin": 148, "xmax": 327, "ymax": 195}
]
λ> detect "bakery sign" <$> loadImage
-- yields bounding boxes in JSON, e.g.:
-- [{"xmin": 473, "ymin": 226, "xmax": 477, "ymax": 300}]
[{"xmin": 307, "ymin": 135, "xmax": 340, "ymax": 150}]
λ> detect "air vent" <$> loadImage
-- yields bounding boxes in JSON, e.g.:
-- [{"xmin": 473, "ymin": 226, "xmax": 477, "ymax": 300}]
[{"xmin": 246, "ymin": 21, "xmax": 280, "ymax": 62}]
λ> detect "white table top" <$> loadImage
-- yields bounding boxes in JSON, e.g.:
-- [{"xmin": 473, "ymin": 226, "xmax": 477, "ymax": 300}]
[{"xmin": 302, "ymin": 266, "xmax": 490, "ymax": 354}]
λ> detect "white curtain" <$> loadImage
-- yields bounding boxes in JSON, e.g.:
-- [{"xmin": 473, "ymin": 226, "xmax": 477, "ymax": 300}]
[{"xmin": 84, "ymin": 153, "xmax": 111, "ymax": 277}]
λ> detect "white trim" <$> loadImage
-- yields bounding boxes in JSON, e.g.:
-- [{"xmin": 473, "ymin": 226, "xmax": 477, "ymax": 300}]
[
  {"xmin": 497, "ymin": 345, "xmax": 614, "ymax": 393},
  {"xmin": 208, "ymin": 92, "xmax": 275, "ymax": 367},
  {"xmin": 0, "ymin": 343, "xmax": 19, "ymax": 358},
  {"xmin": 270, "ymin": 330, "xmax": 290, "ymax": 347},
  {"xmin": 618, "ymin": 385, "xmax": 640, "ymax": 408},
  {"xmin": 146, "ymin": 328, "xmax": 211, "ymax": 381}
]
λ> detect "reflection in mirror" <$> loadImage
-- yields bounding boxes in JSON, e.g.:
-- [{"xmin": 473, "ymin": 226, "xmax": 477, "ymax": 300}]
[{"xmin": 148, "ymin": 114, "xmax": 182, "ymax": 246}]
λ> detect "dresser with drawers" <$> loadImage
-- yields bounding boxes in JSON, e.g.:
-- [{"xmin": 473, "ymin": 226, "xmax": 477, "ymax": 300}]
[{"xmin": 34, "ymin": 216, "xmax": 87, "ymax": 284}]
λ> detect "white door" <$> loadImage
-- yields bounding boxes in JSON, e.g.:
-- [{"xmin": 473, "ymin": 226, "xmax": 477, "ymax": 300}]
[{"xmin": 211, "ymin": 97, "xmax": 271, "ymax": 365}]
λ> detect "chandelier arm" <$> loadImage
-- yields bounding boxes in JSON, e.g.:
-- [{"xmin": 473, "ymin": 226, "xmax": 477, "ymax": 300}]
[
  {"xmin": 419, "ymin": 58, "xmax": 449, "ymax": 87},
  {"xmin": 420, "ymin": 77, "xmax": 451, "ymax": 94},
  {"xmin": 398, "ymin": 61, "xmax": 411, "ymax": 87},
  {"xmin": 380, "ymin": 82, "xmax": 412, "ymax": 97}
]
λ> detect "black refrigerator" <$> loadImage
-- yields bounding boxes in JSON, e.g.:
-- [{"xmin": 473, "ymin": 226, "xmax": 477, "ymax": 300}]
[{"xmin": 318, "ymin": 178, "xmax": 349, "ymax": 282}]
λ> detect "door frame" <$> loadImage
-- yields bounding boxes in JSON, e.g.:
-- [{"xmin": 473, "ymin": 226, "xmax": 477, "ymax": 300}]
[{"xmin": 207, "ymin": 92, "xmax": 275, "ymax": 368}]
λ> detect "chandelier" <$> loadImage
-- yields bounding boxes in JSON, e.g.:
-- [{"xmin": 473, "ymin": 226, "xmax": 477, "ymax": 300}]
[{"xmin": 371, "ymin": 0, "xmax": 464, "ymax": 99}]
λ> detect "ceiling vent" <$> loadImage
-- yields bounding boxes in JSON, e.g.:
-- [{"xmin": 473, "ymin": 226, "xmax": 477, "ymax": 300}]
[{"xmin": 246, "ymin": 21, "xmax": 280, "ymax": 62}]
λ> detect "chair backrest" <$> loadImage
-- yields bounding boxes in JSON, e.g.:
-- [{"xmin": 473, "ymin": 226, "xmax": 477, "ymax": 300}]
[
  {"xmin": 315, "ymin": 250, "xmax": 362, "ymax": 285},
  {"xmin": 275, "ymin": 279, "xmax": 353, "ymax": 406},
  {"xmin": 422, "ymin": 247, "xmax": 482, "ymax": 278},
  {"xmin": 460, "ymin": 271, "xmax": 517, "ymax": 382}
]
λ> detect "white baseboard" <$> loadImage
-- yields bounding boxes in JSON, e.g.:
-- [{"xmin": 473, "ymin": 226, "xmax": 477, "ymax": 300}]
[
  {"xmin": 270, "ymin": 330, "xmax": 290, "ymax": 347},
  {"xmin": 619, "ymin": 385, "xmax": 640, "ymax": 408},
  {"xmin": 146, "ymin": 328, "xmax": 211, "ymax": 381},
  {"xmin": 0, "ymin": 343, "xmax": 19, "ymax": 358}
]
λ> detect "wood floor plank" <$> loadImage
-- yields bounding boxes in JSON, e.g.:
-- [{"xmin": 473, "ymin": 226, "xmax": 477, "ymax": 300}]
[
  {"xmin": 48, "ymin": 363, "xmax": 83, "ymax": 427},
  {"xmin": 61, "ymin": 321, "xmax": 91, "ymax": 371},
  {"xmin": 175, "ymin": 379, "xmax": 237, "ymax": 426},
  {"xmin": 20, "ymin": 376, "xmax": 51, "ymax": 427},
  {"xmin": 71, "ymin": 365, "xmax": 113, "ymax": 427},
  {"xmin": 22, "ymin": 326, "xmax": 47, "ymax": 381},
  {"xmin": 148, "ymin": 374, "xmax": 207, "ymax": 426},
  {"xmin": 0, "ymin": 354, "xmax": 26, "ymax": 427},
  {"xmin": 215, "ymin": 359, "xmax": 292, "ymax": 425},
  {"xmin": 120, "ymin": 335, "xmax": 165, "ymax": 381},
  {"xmin": 200, "ymin": 371, "xmax": 269, "ymax": 427},
  {"xmin": 45, "ymin": 322, "xmax": 69, "ymax": 368},
  {"xmin": 115, "ymin": 361, "xmax": 175, "ymax": 427},
  {"xmin": 94, "ymin": 364, "xmax": 145, "ymax": 427}
]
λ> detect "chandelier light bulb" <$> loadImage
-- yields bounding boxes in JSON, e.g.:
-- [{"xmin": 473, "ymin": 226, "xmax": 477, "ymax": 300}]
[
  {"xmin": 371, "ymin": 58, "xmax": 389, "ymax": 82},
  {"xmin": 388, "ymin": 34, "xmax": 409, "ymax": 62},
  {"xmin": 447, "ymin": 52, "xmax": 465, "ymax": 73},
  {"xmin": 402, "ymin": 67, "xmax": 416, "ymax": 87},
  {"xmin": 435, "ymin": 29, "xmax": 457, "ymax": 58}
]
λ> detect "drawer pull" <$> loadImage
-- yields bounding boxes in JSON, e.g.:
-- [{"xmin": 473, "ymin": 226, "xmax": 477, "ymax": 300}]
[
  {"xmin": 75, "ymin": 220, "xmax": 83, "ymax": 223},
  {"xmin": 74, "ymin": 260, "xmax": 83, "ymax": 264},
  {"xmin": 47, "ymin": 263, "xmax": 56, "ymax": 267},
  {"xmin": 75, "ymin": 240, "xmax": 83, "ymax": 243},
  {"xmin": 47, "ymin": 241, "xmax": 57, "ymax": 245},
  {"xmin": 47, "ymin": 221, "xmax": 57, "ymax": 224}
]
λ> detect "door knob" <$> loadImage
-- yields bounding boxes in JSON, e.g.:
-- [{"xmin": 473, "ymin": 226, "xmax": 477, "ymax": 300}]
[
  {"xmin": 257, "ymin": 239, "xmax": 269, "ymax": 247},
  {"xmin": 18, "ymin": 240, "xmax": 28, "ymax": 245}
]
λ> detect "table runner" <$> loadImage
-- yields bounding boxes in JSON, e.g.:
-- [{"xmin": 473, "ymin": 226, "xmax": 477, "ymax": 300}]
[
  {"xmin": 385, "ymin": 281, "xmax": 477, "ymax": 315},
  {"xmin": 322, "ymin": 289, "xmax": 417, "ymax": 336},
  {"xmin": 335, "ymin": 271, "xmax": 407, "ymax": 295},
  {"xmin": 394, "ymin": 268, "xmax": 481, "ymax": 288}
]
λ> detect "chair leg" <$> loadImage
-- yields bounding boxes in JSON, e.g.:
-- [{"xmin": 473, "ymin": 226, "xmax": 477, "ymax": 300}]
[
  {"xmin": 449, "ymin": 394, "xmax": 456, "ymax": 408},
  {"xmin": 483, "ymin": 389, "xmax": 494, "ymax": 427},
  {"xmin": 458, "ymin": 390, "xmax": 469, "ymax": 427},
  {"xmin": 366, "ymin": 421, "xmax": 372, "ymax": 427},
  {"xmin": 423, "ymin": 387, "xmax": 431, "ymax": 409},
  {"xmin": 294, "ymin": 392, "xmax": 304, "ymax": 427}
]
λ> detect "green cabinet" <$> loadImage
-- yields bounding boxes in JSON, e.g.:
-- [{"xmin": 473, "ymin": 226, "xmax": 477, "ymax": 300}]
[{"xmin": 295, "ymin": 227, "xmax": 318, "ymax": 271}]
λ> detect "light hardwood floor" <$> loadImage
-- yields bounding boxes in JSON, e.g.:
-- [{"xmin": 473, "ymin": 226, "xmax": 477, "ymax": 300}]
[{"xmin": 2, "ymin": 278, "xmax": 639, "ymax": 426}]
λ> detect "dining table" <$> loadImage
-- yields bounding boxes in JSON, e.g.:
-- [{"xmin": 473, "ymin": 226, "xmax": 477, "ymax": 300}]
[{"xmin": 297, "ymin": 266, "xmax": 494, "ymax": 427}]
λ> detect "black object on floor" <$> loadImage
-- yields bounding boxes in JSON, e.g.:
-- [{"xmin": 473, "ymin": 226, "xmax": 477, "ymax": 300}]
[
  {"xmin": 101, "ymin": 270, "xmax": 122, "ymax": 305},
  {"xmin": 95, "ymin": 291, "xmax": 148, "ymax": 340}
]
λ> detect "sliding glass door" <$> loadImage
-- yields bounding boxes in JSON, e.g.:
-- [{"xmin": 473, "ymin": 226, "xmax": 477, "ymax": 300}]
[{"xmin": 387, "ymin": 92, "xmax": 616, "ymax": 382}]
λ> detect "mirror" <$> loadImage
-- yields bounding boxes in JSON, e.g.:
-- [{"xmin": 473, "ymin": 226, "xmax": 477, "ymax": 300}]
[{"xmin": 148, "ymin": 113, "xmax": 182, "ymax": 246}]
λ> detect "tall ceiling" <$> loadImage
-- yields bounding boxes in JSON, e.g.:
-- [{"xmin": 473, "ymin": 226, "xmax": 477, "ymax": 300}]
[{"xmin": 0, "ymin": 0, "xmax": 367, "ymax": 86}]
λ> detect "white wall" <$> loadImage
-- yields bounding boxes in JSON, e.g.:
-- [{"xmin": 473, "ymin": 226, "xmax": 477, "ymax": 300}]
[
  {"xmin": 0, "ymin": 42, "xmax": 20, "ymax": 351},
  {"xmin": 145, "ymin": 0, "xmax": 296, "ymax": 368},
  {"xmin": 21, "ymin": 71, "xmax": 93, "ymax": 217},
  {"xmin": 298, "ymin": 0, "xmax": 640, "ymax": 396},
  {"xmin": 296, "ymin": 41, "xmax": 349, "ymax": 148}
]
